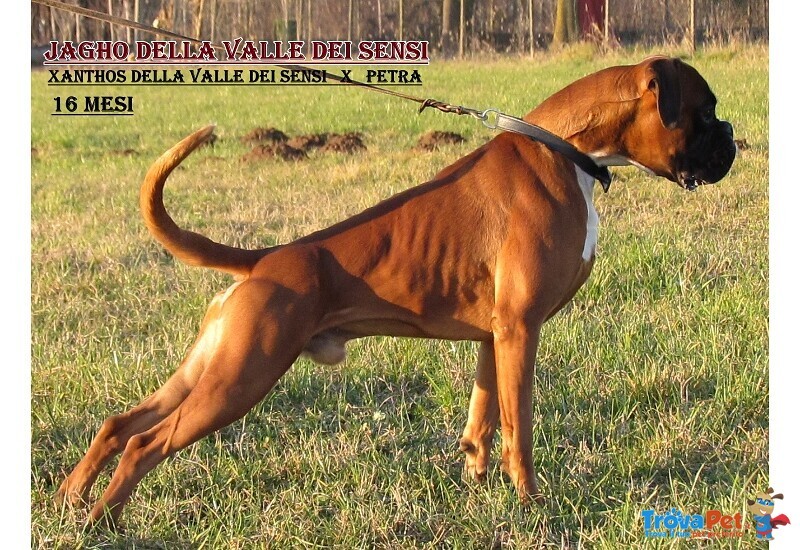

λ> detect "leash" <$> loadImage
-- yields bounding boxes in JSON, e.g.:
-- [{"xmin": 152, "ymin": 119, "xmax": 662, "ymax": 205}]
[
  {"xmin": 480, "ymin": 110, "xmax": 612, "ymax": 191},
  {"xmin": 34, "ymin": 0, "xmax": 612, "ymax": 191}
]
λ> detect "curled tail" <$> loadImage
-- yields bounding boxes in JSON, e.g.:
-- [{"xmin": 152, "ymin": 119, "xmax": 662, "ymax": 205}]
[{"xmin": 140, "ymin": 125, "xmax": 266, "ymax": 278}]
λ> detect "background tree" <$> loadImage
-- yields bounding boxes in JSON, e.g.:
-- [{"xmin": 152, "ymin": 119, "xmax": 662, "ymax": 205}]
[
  {"xmin": 552, "ymin": 0, "xmax": 578, "ymax": 45},
  {"xmin": 30, "ymin": 0, "xmax": 769, "ymax": 56},
  {"xmin": 441, "ymin": 0, "xmax": 474, "ymax": 55}
]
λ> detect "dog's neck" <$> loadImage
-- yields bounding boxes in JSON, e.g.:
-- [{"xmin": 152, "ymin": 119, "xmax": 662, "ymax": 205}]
[{"xmin": 523, "ymin": 65, "xmax": 644, "ymax": 168}]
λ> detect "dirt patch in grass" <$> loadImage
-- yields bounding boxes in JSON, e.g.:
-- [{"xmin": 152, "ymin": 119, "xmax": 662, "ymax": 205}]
[
  {"xmin": 240, "ymin": 130, "xmax": 365, "ymax": 159},
  {"xmin": 241, "ymin": 127, "xmax": 289, "ymax": 144},
  {"xmin": 286, "ymin": 133, "xmax": 329, "ymax": 152},
  {"xmin": 242, "ymin": 143, "xmax": 307, "ymax": 162},
  {"xmin": 415, "ymin": 131, "xmax": 465, "ymax": 151},
  {"xmin": 320, "ymin": 133, "xmax": 366, "ymax": 154}
]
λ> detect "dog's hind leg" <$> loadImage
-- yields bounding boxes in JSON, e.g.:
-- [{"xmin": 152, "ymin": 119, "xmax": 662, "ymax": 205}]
[
  {"xmin": 459, "ymin": 341, "xmax": 499, "ymax": 483},
  {"xmin": 86, "ymin": 277, "xmax": 319, "ymax": 528},
  {"xmin": 56, "ymin": 285, "xmax": 241, "ymax": 508},
  {"xmin": 56, "ymin": 367, "xmax": 199, "ymax": 508}
]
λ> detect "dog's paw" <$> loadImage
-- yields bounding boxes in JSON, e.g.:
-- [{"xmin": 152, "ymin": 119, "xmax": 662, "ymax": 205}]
[
  {"xmin": 459, "ymin": 437, "xmax": 489, "ymax": 483},
  {"xmin": 87, "ymin": 503, "xmax": 125, "ymax": 533},
  {"xmin": 515, "ymin": 482, "xmax": 545, "ymax": 506},
  {"xmin": 462, "ymin": 461, "xmax": 488, "ymax": 484},
  {"xmin": 497, "ymin": 453, "xmax": 544, "ymax": 505},
  {"xmin": 506, "ymin": 470, "xmax": 544, "ymax": 506},
  {"xmin": 55, "ymin": 479, "xmax": 91, "ymax": 509}
]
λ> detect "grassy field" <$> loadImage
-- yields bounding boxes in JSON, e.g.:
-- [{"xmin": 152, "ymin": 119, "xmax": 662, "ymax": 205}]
[{"xmin": 31, "ymin": 44, "xmax": 768, "ymax": 548}]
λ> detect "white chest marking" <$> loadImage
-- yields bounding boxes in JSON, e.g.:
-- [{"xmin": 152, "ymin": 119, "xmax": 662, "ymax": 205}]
[{"xmin": 575, "ymin": 166, "xmax": 599, "ymax": 261}]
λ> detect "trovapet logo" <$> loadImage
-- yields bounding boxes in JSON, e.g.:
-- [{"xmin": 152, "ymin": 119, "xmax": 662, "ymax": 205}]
[
  {"xmin": 641, "ymin": 487, "xmax": 792, "ymax": 541},
  {"xmin": 641, "ymin": 508, "xmax": 745, "ymax": 539}
]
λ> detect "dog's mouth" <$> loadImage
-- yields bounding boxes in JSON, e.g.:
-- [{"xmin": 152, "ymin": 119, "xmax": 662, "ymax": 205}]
[
  {"xmin": 677, "ymin": 173, "xmax": 705, "ymax": 191},
  {"xmin": 675, "ymin": 121, "xmax": 737, "ymax": 191}
]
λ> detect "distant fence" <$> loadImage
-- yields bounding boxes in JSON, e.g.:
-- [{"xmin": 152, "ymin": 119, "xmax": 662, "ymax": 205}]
[{"xmin": 31, "ymin": 0, "xmax": 768, "ymax": 54}]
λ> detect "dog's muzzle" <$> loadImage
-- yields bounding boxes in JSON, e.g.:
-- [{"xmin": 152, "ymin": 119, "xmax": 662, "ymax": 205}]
[{"xmin": 677, "ymin": 120, "xmax": 736, "ymax": 191}]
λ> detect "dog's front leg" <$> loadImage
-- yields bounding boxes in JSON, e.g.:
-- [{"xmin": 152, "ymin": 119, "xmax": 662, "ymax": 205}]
[
  {"xmin": 459, "ymin": 341, "xmax": 499, "ymax": 482},
  {"xmin": 491, "ymin": 313, "xmax": 543, "ymax": 503}
]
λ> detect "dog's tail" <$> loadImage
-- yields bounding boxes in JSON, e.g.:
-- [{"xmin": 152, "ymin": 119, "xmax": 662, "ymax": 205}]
[{"xmin": 140, "ymin": 125, "xmax": 266, "ymax": 278}]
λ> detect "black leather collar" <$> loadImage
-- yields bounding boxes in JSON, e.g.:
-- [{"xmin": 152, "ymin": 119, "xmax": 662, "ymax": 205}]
[{"xmin": 484, "ymin": 110, "xmax": 613, "ymax": 192}]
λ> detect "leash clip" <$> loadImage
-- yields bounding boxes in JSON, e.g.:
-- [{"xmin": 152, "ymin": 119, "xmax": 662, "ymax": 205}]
[{"xmin": 480, "ymin": 108, "xmax": 501, "ymax": 130}]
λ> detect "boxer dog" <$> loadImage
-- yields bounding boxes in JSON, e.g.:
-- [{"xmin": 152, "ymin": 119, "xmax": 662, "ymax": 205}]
[{"xmin": 57, "ymin": 56, "xmax": 736, "ymax": 526}]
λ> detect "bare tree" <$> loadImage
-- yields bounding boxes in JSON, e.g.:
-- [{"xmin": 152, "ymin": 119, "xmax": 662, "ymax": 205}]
[
  {"xmin": 194, "ymin": 0, "xmax": 205, "ymax": 39},
  {"xmin": 29, "ymin": 0, "xmax": 771, "ymax": 54},
  {"xmin": 398, "ymin": 0, "xmax": 404, "ymax": 40},
  {"xmin": 442, "ymin": 0, "xmax": 474, "ymax": 55},
  {"xmin": 209, "ymin": 0, "xmax": 217, "ymax": 43},
  {"xmin": 528, "ymin": 0, "xmax": 535, "ymax": 54},
  {"xmin": 552, "ymin": 0, "xmax": 578, "ymax": 45},
  {"xmin": 442, "ymin": 0, "xmax": 455, "ymax": 50}
]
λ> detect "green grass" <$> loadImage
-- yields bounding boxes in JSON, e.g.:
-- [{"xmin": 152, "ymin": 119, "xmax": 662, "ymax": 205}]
[{"xmin": 32, "ymin": 44, "xmax": 768, "ymax": 548}]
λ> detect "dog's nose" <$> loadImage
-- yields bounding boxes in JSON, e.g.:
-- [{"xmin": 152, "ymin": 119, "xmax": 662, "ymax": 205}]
[{"xmin": 721, "ymin": 121, "xmax": 734, "ymax": 138}]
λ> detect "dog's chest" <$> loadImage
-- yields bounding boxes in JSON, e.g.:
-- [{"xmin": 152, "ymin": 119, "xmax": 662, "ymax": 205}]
[{"xmin": 575, "ymin": 167, "xmax": 599, "ymax": 261}]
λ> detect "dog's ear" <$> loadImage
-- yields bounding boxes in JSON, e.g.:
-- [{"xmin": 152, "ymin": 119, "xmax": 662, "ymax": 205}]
[
  {"xmin": 747, "ymin": 499, "xmax": 755, "ymax": 506},
  {"xmin": 644, "ymin": 57, "xmax": 682, "ymax": 130},
  {"xmin": 773, "ymin": 493, "xmax": 785, "ymax": 500}
]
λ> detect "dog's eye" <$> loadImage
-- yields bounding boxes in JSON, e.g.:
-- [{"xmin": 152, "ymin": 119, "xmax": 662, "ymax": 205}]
[{"xmin": 701, "ymin": 107, "xmax": 716, "ymax": 123}]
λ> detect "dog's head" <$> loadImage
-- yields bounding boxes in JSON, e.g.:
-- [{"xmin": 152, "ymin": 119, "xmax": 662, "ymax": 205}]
[
  {"xmin": 527, "ymin": 56, "xmax": 737, "ymax": 190},
  {"xmin": 747, "ymin": 488, "xmax": 784, "ymax": 516},
  {"xmin": 625, "ymin": 57, "xmax": 736, "ymax": 190}
]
